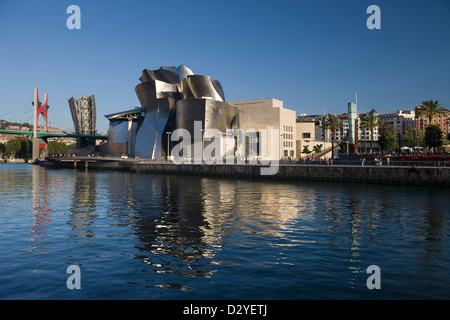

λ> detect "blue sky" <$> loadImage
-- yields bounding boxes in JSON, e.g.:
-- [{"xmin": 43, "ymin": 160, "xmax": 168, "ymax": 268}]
[{"xmin": 1, "ymin": 0, "xmax": 449, "ymax": 133}]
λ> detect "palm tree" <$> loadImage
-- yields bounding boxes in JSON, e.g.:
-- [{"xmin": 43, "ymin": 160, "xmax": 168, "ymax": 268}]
[
  {"xmin": 313, "ymin": 144, "xmax": 323, "ymax": 154},
  {"xmin": 417, "ymin": 100, "xmax": 445, "ymax": 124},
  {"xmin": 302, "ymin": 145, "xmax": 312, "ymax": 156},
  {"xmin": 360, "ymin": 111, "xmax": 379, "ymax": 153},
  {"xmin": 323, "ymin": 114, "xmax": 342, "ymax": 158},
  {"xmin": 312, "ymin": 144, "xmax": 323, "ymax": 160}
]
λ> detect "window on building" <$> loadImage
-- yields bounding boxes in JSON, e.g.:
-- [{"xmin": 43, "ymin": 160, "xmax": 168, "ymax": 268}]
[{"xmin": 302, "ymin": 132, "xmax": 311, "ymax": 139}]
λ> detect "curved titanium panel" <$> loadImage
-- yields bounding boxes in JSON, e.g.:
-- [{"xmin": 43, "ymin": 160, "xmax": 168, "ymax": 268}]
[
  {"xmin": 176, "ymin": 64, "xmax": 194, "ymax": 92},
  {"xmin": 212, "ymin": 80, "xmax": 226, "ymax": 102},
  {"xmin": 139, "ymin": 69, "xmax": 156, "ymax": 83},
  {"xmin": 135, "ymin": 81, "xmax": 179, "ymax": 107},
  {"xmin": 134, "ymin": 97, "xmax": 176, "ymax": 159},
  {"xmin": 176, "ymin": 99, "xmax": 238, "ymax": 133},
  {"xmin": 139, "ymin": 67, "xmax": 183, "ymax": 85},
  {"xmin": 139, "ymin": 69, "xmax": 172, "ymax": 83},
  {"xmin": 204, "ymin": 100, "xmax": 238, "ymax": 132},
  {"xmin": 175, "ymin": 99, "xmax": 238, "ymax": 159},
  {"xmin": 175, "ymin": 99, "xmax": 206, "ymax": 134},
  {"xmin": 181, "ymin": 78, "xmax": 195, "ymax": 99},
  {"xmin": 176, "ymin": 65, "xmax": 194, "ymax": 81},
  {"xmin": 106, "ymin": 120, "xmax": 129, "ymax": 155},
  {"xmin": 108, "ymin": 121, "xmax": 129, "ymax": 143},
  {"xmin": 186, "ymin": 75, "xmax": 223, "ymax": 102},
  {"xmin": 134, "ymin": 104, "xmax": 158, "ymax": 159},
  {"xmin": 135, "ymin": 82, "xmax": 155, "ymax": 107},
  {"xmin": 158, "ymin": 68, "xmax": 180, "ymax": 84},
  {"xmin": 126, "ymin": 64, "xmax": 238, "ymax": 159}
]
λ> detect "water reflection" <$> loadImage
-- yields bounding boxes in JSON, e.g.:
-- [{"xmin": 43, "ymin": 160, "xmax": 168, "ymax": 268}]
[
  {"xmin": 68, "ymin": 171, "xmax": 98, "ymax": 243},
  {"xmin": 21, "ymin": 163, "xmax": 449, "ymax": 296},
  {"xmin": 98, "ymin": 174, "xmax": 448, "ymax": 292},
  {"xmin": 128, "ymin": 175, "xmax": 221, "ymax": 290},
  {"xmin": 347, "ymin": 196, "xmax": 362, "ymax": 287},
  {"xmin": 0, "ymin": 160, "xmax": 441, "ymax": 301},
  {"xmin": 29, "ymin": 166, "xmax": 52, "ymax": 254},
  {"xmin": 99, "ymin": 174, "xmax": 316, "ymax": 289}
]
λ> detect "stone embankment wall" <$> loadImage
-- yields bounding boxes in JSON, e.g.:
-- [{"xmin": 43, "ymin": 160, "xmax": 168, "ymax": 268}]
[{"xmin": 131, "ymin": 163, "xmax": 450, "ymax": 187}]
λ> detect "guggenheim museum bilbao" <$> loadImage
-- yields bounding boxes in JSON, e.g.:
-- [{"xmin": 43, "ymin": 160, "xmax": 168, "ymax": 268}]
[{"xmin": 101, "ymin": 65, "xmax": 319, "ymax": 162}]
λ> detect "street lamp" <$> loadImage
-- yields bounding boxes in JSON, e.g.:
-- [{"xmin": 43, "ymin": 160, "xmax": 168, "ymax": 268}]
[
  {"xmin": 235, "ymin": 126, "xmax": 241, "ymax": 161},
  {"xmin": 201, "ymin": 128, "xmax": 204, "ymax": 162},
  {"xmin": 166, "ymin": 131, "xmax": 171, "ymax": 161},
  {"xmin": 280, "ymin": 133, "xmax": 283, "ymax": 161}
]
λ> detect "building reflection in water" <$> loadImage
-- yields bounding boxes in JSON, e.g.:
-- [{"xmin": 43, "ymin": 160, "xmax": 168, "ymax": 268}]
[
  {"xmin": 347, "ymin": 196, "xmax": 362, "ymax": 288},
  {"xmin": 109, "ymin": 174, "xmax": 317, "ymax": 289},
  {"xmin": 58, "ymin": 168, "xmax": 449, "ymax": 292},
  {"xmin": 67, "ymin": 171, "xmax": 98, "ymax": 243},
  {"xmin": 127, "ymin": 175, "xmax": 217, "ymax": 289},
  {"xmin": 29, "ymin": 166, "xmax": 53, "ymax": 254}
]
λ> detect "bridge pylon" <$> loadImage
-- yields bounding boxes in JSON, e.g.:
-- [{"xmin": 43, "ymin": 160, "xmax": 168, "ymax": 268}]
[{"xmin": 32, "ymin": 88, "xmax": 49, "ymax": 162}]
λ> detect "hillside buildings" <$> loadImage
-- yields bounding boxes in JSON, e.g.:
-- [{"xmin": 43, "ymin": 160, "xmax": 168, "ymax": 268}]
[
  {"xmin": 414, "ymin": 106, "xmax": 450, "ymax": 135},
  {"xmin": 296, "ymin": 108, "xmax": 381, "ymax": 153},
  {"xmin": 378, "ymin": 110, "xmax": 416, "ymax": 143},
  {"xmin": 0, "ymin": 124, "xmax": 75, "ymax": 145}
]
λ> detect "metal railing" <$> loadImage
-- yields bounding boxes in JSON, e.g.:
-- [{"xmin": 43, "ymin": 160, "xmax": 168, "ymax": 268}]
[
  {"xmin": 291, "ymin": 159, "xmax": 450, "ymax": 168},
  {"xmin": 56, "ymin": 154, "xmax": 450, "ymax": 168}
]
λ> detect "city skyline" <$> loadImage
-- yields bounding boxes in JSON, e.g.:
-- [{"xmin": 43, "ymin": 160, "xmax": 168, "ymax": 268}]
[{"xmin": 0, "ymin": 0, "xmax": 449, "ymax": 133}]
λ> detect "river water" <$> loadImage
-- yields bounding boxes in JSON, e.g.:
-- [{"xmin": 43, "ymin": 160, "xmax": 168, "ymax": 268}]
[{"xmin": 0, "ymin": 163, "xmax": 449, "ymax": 300}]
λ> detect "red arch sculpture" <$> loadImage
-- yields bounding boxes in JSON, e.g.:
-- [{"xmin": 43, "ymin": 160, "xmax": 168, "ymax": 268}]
[{"xmin": 33, "ymin": 88, "xmax": 49, "ymax": 139}]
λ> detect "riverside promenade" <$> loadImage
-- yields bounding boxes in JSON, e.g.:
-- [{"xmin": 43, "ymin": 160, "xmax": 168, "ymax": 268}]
[{"xmin": 41, "ymin": 156, "xmax": 450, "ymax": 187}]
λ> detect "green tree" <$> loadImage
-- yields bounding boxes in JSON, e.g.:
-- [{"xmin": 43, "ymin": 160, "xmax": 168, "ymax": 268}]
[
  {"xmin": 48, "ymin": 141, "xmax": 68, "ymax": 156},
  {"xmin": 360, "ymin": 111, "xmax": 380, "ymax": 153},
  {"xmin": 0, "ymin": 143, "xmax": 5, "ymax": 157},
  {"xmin": 17, "ymin": 138, "xmax": 32, "ymax": 158},
  {"xmin": 378, "ymin": 128, "xmax": 398, "ymax": 151},
  {"xmin": 323, "ymin": 114, "xmax": 342, "ymax": 158},
  {"xmin": 424, "ymin": 125, "xmax": 443, "ymax": 152},
  {"xmin": 6, "ymin": 140, "xmax": 21, "ymax": 158},
  {"xmin": 403, "ymin": 127, "xmax": 424, "ymax": 147},
  {"xmin": 339, "ymin": 135, "xmax": 349, "ymax": 154},
  {"xmin": 302, "ymin": 145, "xmax": 312, "ymax": 155},
  {"xmin": 313, "ymin": 144, "xmax": 323, "ymax": 154},
  {"xmin": 417, "ymin": 100, "xmax": 446, "ymax": 124},
  {"xmin": 443, "ymin": 133, "xmax": 450, "ymax": 148}
]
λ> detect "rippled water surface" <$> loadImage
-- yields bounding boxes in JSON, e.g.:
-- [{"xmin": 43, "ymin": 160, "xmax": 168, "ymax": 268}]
[{"xmin": 0, "ymin": 164, "xmax": 449, "ymax": 299}]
